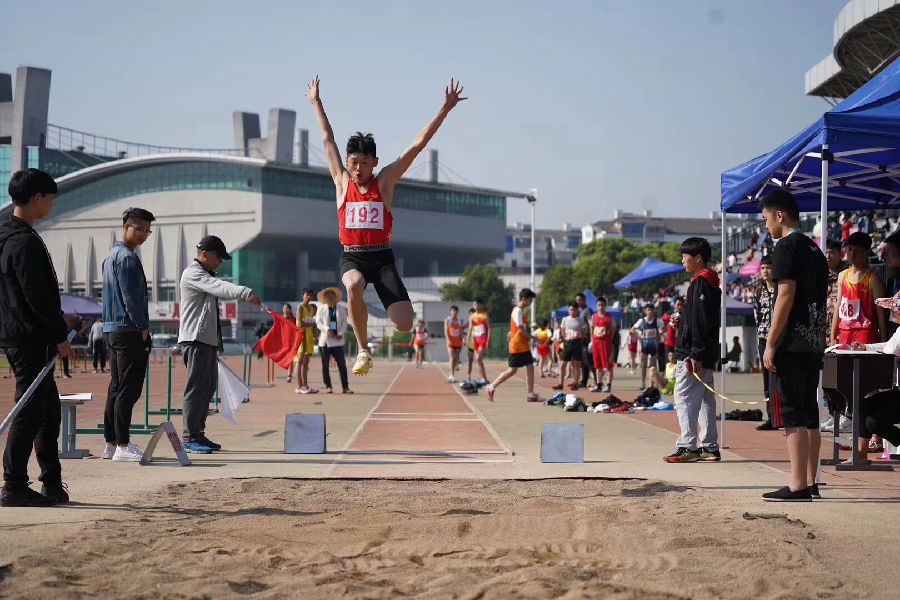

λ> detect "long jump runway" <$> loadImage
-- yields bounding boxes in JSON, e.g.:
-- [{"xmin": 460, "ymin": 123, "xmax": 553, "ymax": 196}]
[{"xmin": 328, "ymin": 364, "xmax": 514, "ymax": 476}]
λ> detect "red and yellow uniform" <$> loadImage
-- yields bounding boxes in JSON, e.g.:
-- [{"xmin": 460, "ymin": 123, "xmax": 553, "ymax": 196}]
[
  {"xmin": 838, "ymin": 269, "xmax": 880, "ymax": 344},
  {"xmin": 413, "ymin": 327, "xmax": 428, "ymax": 347},
  {"xmin": 470, "ymin": 312, "xmax": 489, "ymax": 352},
  {"xmin": 535, "ymin": 327, "xmax": 551, "ymax": 358}
]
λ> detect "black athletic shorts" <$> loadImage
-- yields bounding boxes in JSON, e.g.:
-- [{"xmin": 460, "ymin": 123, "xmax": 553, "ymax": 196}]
[
  {"xmin": 340, "ymin": 249, "xmax": 410, "ymax": 309},
  {"xmin": 560, "ymin": 339, "xmax": 583, "ymax": 362},
  {"xmin": 774, "ymin": 352, "xmax": 822, "ymax": 429},
  {"xmin": 508, "ymin": 351, "xmax": 533, "ymax": 368}
]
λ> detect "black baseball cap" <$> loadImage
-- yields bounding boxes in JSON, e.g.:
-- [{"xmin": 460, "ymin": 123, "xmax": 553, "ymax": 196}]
[
  {"xmin": 843, "ymin": 231, "xmax": 872, "ymax": 250},
  {"xmin": 197, "ymin": 235, "xmax": 232, "ymax": 259}
]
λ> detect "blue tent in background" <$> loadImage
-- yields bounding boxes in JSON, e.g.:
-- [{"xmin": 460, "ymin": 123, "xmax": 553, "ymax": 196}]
[
  {"xmin": 613, "ymin": 257, "xmax": 684, "ymax": 289},
  {"xmin": 60, "ymin": 292, "xmax": 102, "ymax": 317},
  {"xmin": 722, "ymin": 55, "xmax": 900, "ymax": 214},
  {"xmin": 552, "ymin": 289, "xmax": 624, "ymax": 320}
]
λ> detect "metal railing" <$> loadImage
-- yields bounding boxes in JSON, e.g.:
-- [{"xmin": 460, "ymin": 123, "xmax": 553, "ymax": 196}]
[{"xmin": 45, "ymin": 123, "xmax": 242, "ymax": 161}]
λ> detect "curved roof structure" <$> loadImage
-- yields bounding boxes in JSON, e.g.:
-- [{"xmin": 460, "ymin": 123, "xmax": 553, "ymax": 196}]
[{"xmin": 806, "ymin": 0, "xmax": 900, "ymax": 102}]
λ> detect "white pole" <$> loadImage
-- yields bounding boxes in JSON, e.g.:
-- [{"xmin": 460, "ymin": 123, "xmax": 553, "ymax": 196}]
[
  {"xmin": 816, "ymin": 145, "xmax": 829, "ymax": 484},
  {"xmin": 720, "ymin": 210, "xmax": 728, "ymax": 448},
  {"xmin": 529, "ymin": 188, "xmax": 538, "ymax": 324}
]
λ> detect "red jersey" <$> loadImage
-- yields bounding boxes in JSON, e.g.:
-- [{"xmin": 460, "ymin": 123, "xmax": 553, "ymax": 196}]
[
  {"xmin": 838, "ymin": 269, "xmax": 877, "ymax": 332},
  {"xmin": 661, "ymin": 311, "xmax": 680, "ymax": 347},
  {"xmin": 338, "ymin": 178, "xmax": 393, "ymax": 247},
  {"xmin": 592, "ymin": 313, "xmax": 612, "ymax": 342}
]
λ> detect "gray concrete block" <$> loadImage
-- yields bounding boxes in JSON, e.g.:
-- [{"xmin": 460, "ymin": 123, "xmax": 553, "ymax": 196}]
[
  {"xmin": 540, "ymin": 424, "xmax": 583, "ymax": 463},
  {"xmin": 285, "ymin": 413, "xmax": 326, "ymax": 454}
]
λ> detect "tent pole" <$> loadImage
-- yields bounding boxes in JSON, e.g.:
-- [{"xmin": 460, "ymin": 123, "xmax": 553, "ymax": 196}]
[
  {"xmin": 815, "ymin": 145, "xmax": 829, "ymax": 484},
  {"xmin": 720, "ymin": 211, "xmax": 727, "ymax": 449}
]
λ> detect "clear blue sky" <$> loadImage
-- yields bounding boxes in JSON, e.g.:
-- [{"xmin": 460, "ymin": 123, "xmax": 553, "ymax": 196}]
[{"xmin": 2, "ymin": 0, "xmax": 846, "ymax": 228}]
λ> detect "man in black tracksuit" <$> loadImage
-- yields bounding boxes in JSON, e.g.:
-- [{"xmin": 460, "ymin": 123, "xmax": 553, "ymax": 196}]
[{"xmin": 0, "ymin": 169, "xmax": 70, "ymax": 507}]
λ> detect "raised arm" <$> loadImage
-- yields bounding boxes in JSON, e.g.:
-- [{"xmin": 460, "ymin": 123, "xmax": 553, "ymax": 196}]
[
  {"xmin": 378, "ymin": 79, "xmax": 468, "ymax": 200},
  {"xmin": 304, "ymin": 76, "xmax": 347, "ymax": 186}
]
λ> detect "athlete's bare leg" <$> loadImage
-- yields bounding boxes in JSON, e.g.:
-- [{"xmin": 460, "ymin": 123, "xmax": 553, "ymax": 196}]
[
  {"xmin": 387, "ymin": 301, "xmax": 414, "ymax": 332},
  {"xmin": 475, "ymin": 349, "xmax": 488, "ymax": 382},
  {"xmin": 299, "ymin": 354, "xmax": 311, "ymax": 389},
  {"xmin": 343, "ymin": 269, "xmax": 369, "ymax": 350}
]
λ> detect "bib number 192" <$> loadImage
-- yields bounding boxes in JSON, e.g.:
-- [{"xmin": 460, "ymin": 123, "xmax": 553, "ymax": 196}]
[{"xmin": 345, "ymin": 201, "xmax": 383, "ymax": 230}]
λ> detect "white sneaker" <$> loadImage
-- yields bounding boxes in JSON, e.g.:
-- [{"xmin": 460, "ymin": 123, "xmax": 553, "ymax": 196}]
[
  {"xmin": 838, "ymin": 415, "xmax": 852, "ymax": 433},
  {"xmin": 112, "ymin": 443, "xmax": 144, "ymax": 462},
  {"xmin": 820, "ymin": 416, "xmax": 835, "ymax": 432},
  {"xmin": 447, "ymin": 376, "xmax": 458, "ymax": 383},
  {"xmin": 101, "ymin": 443, "xmax": 116, "ymax": 459}
]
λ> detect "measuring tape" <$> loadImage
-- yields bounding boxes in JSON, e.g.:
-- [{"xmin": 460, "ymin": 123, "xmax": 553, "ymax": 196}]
[{"xmin": 692, "ymin": 372, "xmax": 769, "ymax": 405}]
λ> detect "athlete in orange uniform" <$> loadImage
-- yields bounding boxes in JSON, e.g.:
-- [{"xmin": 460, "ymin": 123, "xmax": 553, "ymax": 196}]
[
  {"xmin": 445, "ymin": 306, "xmax": 465, "ymax": 383},
  {"xmin": 467, "ymin": 298, "xmax": 491, "ymax": 385},
  {"xmin": 485, "ymin": 289, "xmax": 538, "ymax": 402},
  {"xmin": 413, "ymin": 320, "xmax": 428, "ymax": 368},
  {"xmin": 305, "ymin": 75, "xmax": 467, "ymax": 376}
]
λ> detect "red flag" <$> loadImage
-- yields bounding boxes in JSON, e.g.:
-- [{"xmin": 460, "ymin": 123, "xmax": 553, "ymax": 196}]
[{"xmin": 255, "ymin": 309, "xmax": 305, "ymax": 369}]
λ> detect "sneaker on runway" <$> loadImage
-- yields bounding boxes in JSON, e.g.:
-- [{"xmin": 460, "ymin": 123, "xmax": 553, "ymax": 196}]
[
  {"xmin": 762, "ymin": 486, "xmax": 812, "ymax": 502},
  {"xmin": 820, "ymin": 416, "xmax": 835, "ymax": 432},
  {"xmin": 101, "ymin": 443, "xmax": 116, "ymax": 459},
  {"xmin": 663, "ymin": 447, "xmax": 699, "ymax": 463},
  {"xmin": 0, "ymin": 485, "xmax": 56, "ymax": 507},
  {"xmin": 697, "ymin": 447, "xmax": 721, "ymax": 462},
  {"xmin": 182, "ymin": 441, "xmax": 213, "ymax": 454},
  {"xmin": 809, "ymin": 484, "xmax": 821, "ymax": 499},
  {"xmin": 41, "ymin": 481, "xmax": 70, "ymax": 504},
  {"xmin": 590, "ymin": 384, "xmax": 603, "ymax": 392},
  {"xmin": 526, "ymin": 393, "xmax": 541, "ymax": 403},
  {"xmin": 200, "ymin": 436, "xmax": 222, "ymax": 451},
  {"xmin": 486, "ymin": 385, "xmax": 495, "ymax": 401},
  {"xmin": 448, "ymin": 376, "xmax": 457, "ymax": 383},
  {"xmin": 476, "ymin": 379, "xmax": 489, "ymax": 386},
  {"xmin": 604, "ymin": 384, "xmax": 611, "ymax": 393},
  {"xmin": 352, "ymin": 352, "xmax": 373, "ymax": 375},
  {"xmin": 112, "ymin": 443, "xmax": 144, "ymax": 462}
]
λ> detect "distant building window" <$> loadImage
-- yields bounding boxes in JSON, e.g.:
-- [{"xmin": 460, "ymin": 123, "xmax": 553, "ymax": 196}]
[{"xmin": 622, "ymin": 223, "xmax": 643, "ymax": 235}]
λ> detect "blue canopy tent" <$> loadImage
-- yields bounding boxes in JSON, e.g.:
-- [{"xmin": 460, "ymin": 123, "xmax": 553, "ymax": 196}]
[
  {"xmin": 60, "ymin": 292, "xmax": 102, "ymax": 317},
  {"xmin": 613, "ymin": 257, "xmax": 685, "ymax": 289},
  {"xmin": 717, "ymin": 56, "xmax": 900, "ymax": 448},
  {"xmin": 552, "ymin": 289, "xmax": 624, "ymax": 320}
]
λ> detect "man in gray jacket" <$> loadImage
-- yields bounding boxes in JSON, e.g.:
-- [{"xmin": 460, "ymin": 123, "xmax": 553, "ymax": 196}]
[{"xmin": 178, "ymin": 235, "xmax": 260, "ymax": 453}]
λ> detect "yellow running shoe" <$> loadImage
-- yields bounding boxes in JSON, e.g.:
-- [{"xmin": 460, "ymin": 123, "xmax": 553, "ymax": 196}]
[{"xmin": 352, "ymin": 352, "xmax": 373, "ymax": 375}]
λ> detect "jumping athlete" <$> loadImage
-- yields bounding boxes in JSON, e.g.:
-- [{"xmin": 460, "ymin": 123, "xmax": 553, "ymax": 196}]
[{"xmin": 304, "ymin": 76, "xmax": 468, "ymax": 376}]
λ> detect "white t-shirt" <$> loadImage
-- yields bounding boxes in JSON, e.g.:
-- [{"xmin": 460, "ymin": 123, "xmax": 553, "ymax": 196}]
[{"xmin": 559, "ymin": 316, "xmax": 584, "ymax": 340}]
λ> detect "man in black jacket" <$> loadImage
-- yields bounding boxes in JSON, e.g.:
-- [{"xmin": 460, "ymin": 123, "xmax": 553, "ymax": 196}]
[
  {"xmin": 664, "ymin": 237, "xmax": 722, "ymax": 463},
  {"xmin": 0, "ymin": 169, "xmax": 70, "ymax": 507}
]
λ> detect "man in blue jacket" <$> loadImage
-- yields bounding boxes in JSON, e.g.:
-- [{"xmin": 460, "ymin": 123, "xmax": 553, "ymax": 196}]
[
  {"xmin": 0, "ymin": 169, "xmax": 70, "ymax": 506},
  {"xmin": 101, "ymin": 207, "xmax": 155, "ymax": 462}
]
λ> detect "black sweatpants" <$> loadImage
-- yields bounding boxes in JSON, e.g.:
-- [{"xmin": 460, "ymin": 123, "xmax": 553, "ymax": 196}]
[
  {"xmin": 182, "ymin": 342, "xmax": 218, "ymax": 443},
  {"xmin": 2, "ymin": 343, "xmax": 62, "ymax": 489},
  {"xmin": 92, "ymin": 339, "xmax": 107, "ymax": 371},
  {"xmin": 860, "ymin": 389, "xmax": 900, "ymax": 446},
  {"xmin": 320, "ymin": 345, "xmax": 348, "ymax": 390},
  {"xmin": 104, "ymin": 331, "xmax": 150, "ymax": 445}
]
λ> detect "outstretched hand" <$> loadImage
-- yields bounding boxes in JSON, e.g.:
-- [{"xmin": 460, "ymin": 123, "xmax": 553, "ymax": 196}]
[
  {"xmin": 443, "ymin": 78, "xmax": 468, "ymax": 110},
  {"xmin": 304, "ymin": 75, "xmax": 321, "ymax": 104}
]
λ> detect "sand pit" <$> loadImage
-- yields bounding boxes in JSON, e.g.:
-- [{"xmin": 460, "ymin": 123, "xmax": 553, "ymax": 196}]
[{"xmin": 3, "ymin": 477, "xmax": 892, "ymax": 599}]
